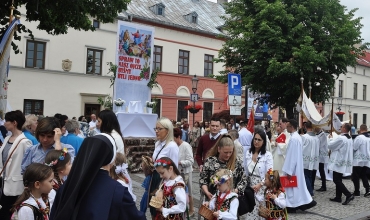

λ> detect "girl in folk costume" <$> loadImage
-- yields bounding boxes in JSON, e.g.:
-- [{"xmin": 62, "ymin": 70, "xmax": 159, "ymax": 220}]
[
  {"xmin": 11, "ymin": 163, "xmax": 54, "ymax": 220},
  {"xmin": 263, "ymin": 169, "xmax": 287, "ymax": 220},
  {"xmin": 110, "ymin": 152, "xmax": 136, "ymax": 201},
  {"xmin": 204, "ymin": 169, "xmax": 239, "ymax": 220},
  {"xmin": 153, "ymin": 157, "xmax": 186, "ymax": 220},
  {"xmin": 44, "ymin": 148, "xmax": 72, "ymax": 209}
]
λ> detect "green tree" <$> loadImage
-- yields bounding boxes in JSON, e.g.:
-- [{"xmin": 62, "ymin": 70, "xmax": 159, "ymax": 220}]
[
  {"xmin": 215, "ymin": 0, "xmax": 367, "ymax": 118},
  {"xmin": 0, "ymin": 0, "xmax": 130, "ymax": 53}
]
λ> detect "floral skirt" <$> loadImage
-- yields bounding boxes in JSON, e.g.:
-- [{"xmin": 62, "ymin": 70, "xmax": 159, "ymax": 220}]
[{"xmin": 240, "ymin": 175, "xmax": 265, "ymax": 220}]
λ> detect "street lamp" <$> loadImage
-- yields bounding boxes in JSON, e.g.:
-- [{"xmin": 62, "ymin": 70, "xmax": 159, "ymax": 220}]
[
  {"xmin": 337, "ymin": 97, "xmax": 343, "ymax": 111},
  {"xmin": 191, "ymin": 75, "xmax": 199, "ymax": 128}
]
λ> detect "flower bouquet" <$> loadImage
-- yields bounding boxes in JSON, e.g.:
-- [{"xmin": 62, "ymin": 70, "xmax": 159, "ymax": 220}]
[
  {"xmin": 185, "ymin": 105, "xmax": 203, "ymax": 113},
  {"xmin": 114, "ymin": 98, "xmax": 125, "ymax": 113},
  {"xmin": 146, "ymin": 101, "xmax": 156, "ymax": 114}
]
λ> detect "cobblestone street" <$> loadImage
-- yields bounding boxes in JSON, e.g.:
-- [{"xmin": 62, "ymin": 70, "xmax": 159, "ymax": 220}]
[{"xmin": 131, "ymin": 171, "xmax": 370, "ymax": 220}]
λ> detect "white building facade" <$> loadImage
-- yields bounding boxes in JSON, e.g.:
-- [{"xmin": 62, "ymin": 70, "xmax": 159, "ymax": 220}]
[{"xmin": 8, "ymin": 0, "xmax": 227, "ymax": 120}]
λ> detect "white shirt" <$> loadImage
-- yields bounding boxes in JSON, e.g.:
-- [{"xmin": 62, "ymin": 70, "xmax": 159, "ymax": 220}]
[
  {"xmin": 178, "ymin": 141, "xmax": 194, "ymax": 174},
  {"xmin": 301, "ymin": 132, "xmax": 320, "ymax": 170},
  {"xmin": 209, "ymin": 191, "xmax": 239, "ymax": 220},
  {"xmin": 161, "ymin": 176, "xmax": 187, "ymax": 218},
  {"xmin": 220, "ymin": 128, "xmax": 228, "ymax": 135},
  {"xmin": 17, "ymin": 196, "xmax": 48, "ymax": 220},
  {"xmin": 111, "ymin": 129, "xmax": 125, "ymax": 154},
  {"xmin": 89, "ymin": 120, "xmax": 97, "ymax": 129},
  {"xmin": 152, "ymin": 140, "xmax": 179, "ymax": 166},
  {"xmin": 328, "ymin": 134, "xmax": 353, "ymax": 174},
  {"xmin": 353, "ymin": 134, "xmax": 370, "ymax": 168}
]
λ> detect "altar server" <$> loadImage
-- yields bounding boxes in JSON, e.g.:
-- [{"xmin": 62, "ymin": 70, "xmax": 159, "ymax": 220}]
[
  {"xmin": 315, "ymin": 127, "xmax": 329, "ymax": 192},
  {"xmin": 282, "ymin": 119, "xmax": 316, "ymax": 212},
  {"xmin": 352, "ymin": 124, "xmax": 370, "ymax": 197},
  {"xmin": 272, "ymin": 118, "xmax": 290, "ymax": 175},
  {"xmin": 301, "ymin": 121, "xmax": 320, "ymax": 196},
  {"xmin": 328, "ymin": 123, "xmax": 354, "ymax": 205}
]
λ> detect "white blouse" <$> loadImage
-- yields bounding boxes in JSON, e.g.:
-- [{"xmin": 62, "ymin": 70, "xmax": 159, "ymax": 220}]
[
  {"xmin": 209, "ymin": 191, "xmax": 239, "ymax": 220},
  {"xmin": 152, "ymin": 140, "xmax": 179, "ymax": 166},
  {"xmin": 17, "ymin": 196, "xmax": 48, "ymax": 220},
  {"xmin": 161, "ymin": 175, "xmax": 187, "ymax": 218}
]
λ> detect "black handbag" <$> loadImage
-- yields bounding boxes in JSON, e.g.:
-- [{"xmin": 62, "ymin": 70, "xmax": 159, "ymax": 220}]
[{"xmin": 237, "ymin": 157, "xmax": 260, "ymax": 216}]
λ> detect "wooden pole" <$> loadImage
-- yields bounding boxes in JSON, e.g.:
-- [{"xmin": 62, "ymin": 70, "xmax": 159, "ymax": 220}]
[
  {"xmin": 300, "ymin": 76, "xmax": 304, "ymax": 127},
  {"xmin": 330, "ymin": 95, "xmax": 334, "ymax": 134}
]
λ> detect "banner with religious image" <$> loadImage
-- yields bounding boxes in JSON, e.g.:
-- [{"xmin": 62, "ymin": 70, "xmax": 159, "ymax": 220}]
[{"xmin": 113, "ymin": 21, "xmax": 155, "ymax": 112}]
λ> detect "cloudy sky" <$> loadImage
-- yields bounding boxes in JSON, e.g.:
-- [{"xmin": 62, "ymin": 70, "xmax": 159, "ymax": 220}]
[{"xmin": 208, "ymin": 0, "xmax": 369, "ymax": 43}]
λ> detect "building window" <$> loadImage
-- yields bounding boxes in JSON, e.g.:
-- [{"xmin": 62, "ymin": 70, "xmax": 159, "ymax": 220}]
[
  {"xmin": 24, "ymin": 99, "xmax": 44, "ymax": 115},
  {"xmin": 184, "ymin": 12, "xmax": 198, "ymax": 24},
  {"xmin": 93, "ymin": 20, "xmax": 100, "ymax": 28},
  {"xmin": 204, "ymin": 54, "xmax": 213, "ymax": 77},
  {"xmin": 203, "ymin": 102, "xmax": 213, "ymax": 122},
  {"xmin": 153, "ymin": 46, "xmax": 163, "ymax": 71},
  {"xmin": 363, "ymin": 85, "xmax": 367, "ymax": 101},
  {"xmin": 177, "ymin": 100, "xmax": 188, "ymax": 122},
  {"xmin": 86, "ymin": 49, "xmax": 103, "ymax": 75},
  {"xmin": 178, "ymin": 50, "xmax": 189, "ymax": 74},
  {"xmin": 363, "ymin": 114, "xmax": 367, "ymax": 125},
  {"xmin": 150, "ymin": 3, "xmax": 166, "ymax": 16},
  {"xmin": 364, "ymin": 69, "xmax": 366, "ymax": 76},
  {"xmin": 25, "ymin": 40, "xmax": 46, "ymax": 69},
  {"xmin": 353, "ymin": 113, "xmax": 358, "ymax": 129},
  {"xmin": 353, "ymin": 83, "xmax": 358, "ymax": 99},
  {"xmin": 338, "ymin": 80, "xmax": 343, "ymax": 97},
  {"xmin": 151, "ymin": 98, "xmax": 161, "ymax": 118}
]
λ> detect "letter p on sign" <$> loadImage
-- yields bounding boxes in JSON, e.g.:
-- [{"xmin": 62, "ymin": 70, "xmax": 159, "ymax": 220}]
[{"xmin": 228, "ymin": 73, "xmax": 241, "ymax": 96}]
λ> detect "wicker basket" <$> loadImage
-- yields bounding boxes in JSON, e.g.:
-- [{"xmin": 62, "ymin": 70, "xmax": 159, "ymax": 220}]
[
  {"xmin": 198, "ymin": 205, "xmax": 213, "ymax": 220},
  {"xmin": 258, "ymin": 201, "xmax": 272, "ymax": 219},
  {"xmin": 149, "ymin": 196, "xmax": 163, "ymax": 209}
]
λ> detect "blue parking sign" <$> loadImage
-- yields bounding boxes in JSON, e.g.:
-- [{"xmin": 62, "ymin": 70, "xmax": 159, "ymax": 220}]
[{"xmin": 228, "ymin": 73, "xmax": 242, "ymax": 95}]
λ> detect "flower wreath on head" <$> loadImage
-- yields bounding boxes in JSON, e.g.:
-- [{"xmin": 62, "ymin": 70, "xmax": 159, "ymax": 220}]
[
  {"xmin": 210, "ymin": 171, "xmax": 233, "ymax": 186},
  {"xmin": 268, "ymin": 168, "xmax": 274, "ymax": 180},
  {"xmin": 45, "ymin": 148, "xmax": 68, "ymax": 167},
  {"xmin": 154, "ymin": 159, "xmax": 171, "ymax": 167}
]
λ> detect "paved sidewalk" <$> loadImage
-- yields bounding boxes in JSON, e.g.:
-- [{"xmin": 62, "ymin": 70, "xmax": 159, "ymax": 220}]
[{"xmin": 131, "ymin": 171, "xmax": 370, "ymax": 220}]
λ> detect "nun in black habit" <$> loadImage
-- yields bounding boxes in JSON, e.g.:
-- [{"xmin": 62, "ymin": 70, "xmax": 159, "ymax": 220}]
[{"xmin": 50, "ymin": 133, "xmax": 145, "ymax": 220}]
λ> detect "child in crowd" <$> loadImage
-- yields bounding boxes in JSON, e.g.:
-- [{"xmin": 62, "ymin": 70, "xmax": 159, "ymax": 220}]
[
  {"xmin": 140, "ymin": 155, "xmax": 154, "ymax": 212},
  {"xmin": 110, "ymin": 152, "xmax": 136, "ymax": 201},
  {"xmin": 152, "ymin": 157, "xmax": 186, "ymax": 220},
  {"xmin": 44, "ymin": 148, "xmax": 72, "ymax": 208},
  {"xmin": 204, "ymin": 169, "xmax": 239, "ymax": 220},
  {"xmin": 264, "ymin": 169, "xmax": 287, "ymax": 220},
  {"xmin": 11, "ymin": 163, "xmax": 54, "ymax": 220}
]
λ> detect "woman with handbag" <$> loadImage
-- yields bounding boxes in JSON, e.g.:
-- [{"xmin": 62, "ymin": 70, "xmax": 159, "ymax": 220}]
[
  {"xmin": 242, "ymin": 128, "xmax": 273, "ymax": 220},
  {"xmin": 0, "ymin": 110, "xmax": 32, "ymax": 220},
  {"xmin": 148, "ymin": 117, "xmax": 179, "ymax": 220}
]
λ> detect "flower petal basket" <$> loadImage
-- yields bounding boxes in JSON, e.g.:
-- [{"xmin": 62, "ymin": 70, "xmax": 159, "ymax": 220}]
[{"xmin": 198, "ymin": 205, "xmax": 213, "ymax": 220}]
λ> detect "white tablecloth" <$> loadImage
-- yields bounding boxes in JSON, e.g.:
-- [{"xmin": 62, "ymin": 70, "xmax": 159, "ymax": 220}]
[
  {"xmin": 116, "ymin": 112, "xmax": 157, "ymax": 137},
  {"xmin": 128, "ymin": 101, "xmax": 143, "ymax": 113}
]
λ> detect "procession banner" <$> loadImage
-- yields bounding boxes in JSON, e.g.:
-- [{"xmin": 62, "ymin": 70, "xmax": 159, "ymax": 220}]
[
  {"xmin": 114, "ymin": 21, "xmax": 155, "ymax": 112},
  {"xmin": 0, "ymin": 18, "xmax": 20, "ymax": 117}
]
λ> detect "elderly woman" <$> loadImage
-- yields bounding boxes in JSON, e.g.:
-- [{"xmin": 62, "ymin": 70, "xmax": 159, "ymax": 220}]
[
  {"xmin": 21, "ymin": 117, "xmax": 75, "ymax": 174},
  {"xmin": 174, "ymin": 127, "xmax": 195, "ymax": 216},
  {"xmin": 0, "ymin": 110, "xmax": 33, "ymax": 220},
  {"xmin": 60, "ymin": 119, "xmax": 84, "ymax": 154},
  {"xmin": 243, "ymin": 128, "xmax": 273, "ymax": 219},
  {"xmin": 148, "ymin": 117, "xmax": 179, "ymax": 219},
  {"xmin": 22, "ymin": 114, "xmax": 39, "ymax": 145},
  {"xmin": 190, "ymin": 121, "xmax": 201, "ymax": 149},
  {"xmin": 199, "ymin": 134, "xmax": 247, "ymax": 200}
]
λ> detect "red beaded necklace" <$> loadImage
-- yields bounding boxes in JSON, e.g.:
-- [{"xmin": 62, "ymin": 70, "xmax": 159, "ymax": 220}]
[{"xmin": 30, "ymin": 194, "xmax": 50, "ymax": 220}]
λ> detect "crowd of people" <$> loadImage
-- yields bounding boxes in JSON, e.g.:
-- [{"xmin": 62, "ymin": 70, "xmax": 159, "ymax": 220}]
[{"xmin": 0, "ymin": 109, "xmax": 369, "ymax": 220}]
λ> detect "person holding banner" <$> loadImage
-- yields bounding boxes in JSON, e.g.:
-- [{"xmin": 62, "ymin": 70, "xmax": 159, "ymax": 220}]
[
  {"xmin": 328, "ymin": 123, "xmax": 354, "ymax": 205},
  {"xmin": 282, "ymin": 119, "xmax": 316, "ymax": 213}
]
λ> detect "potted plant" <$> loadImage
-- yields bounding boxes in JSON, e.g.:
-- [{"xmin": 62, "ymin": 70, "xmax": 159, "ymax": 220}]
[
  {"xmin": 185, "ymin": 104, "xmax": 203, "ymax": 113},
  {"xmin": 114, "ymin": 98, "xmax": 126, "ymax": 112},
  {"xmin": 146, "ymin": 101, "xmax": 156, "ymax": 114}
]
